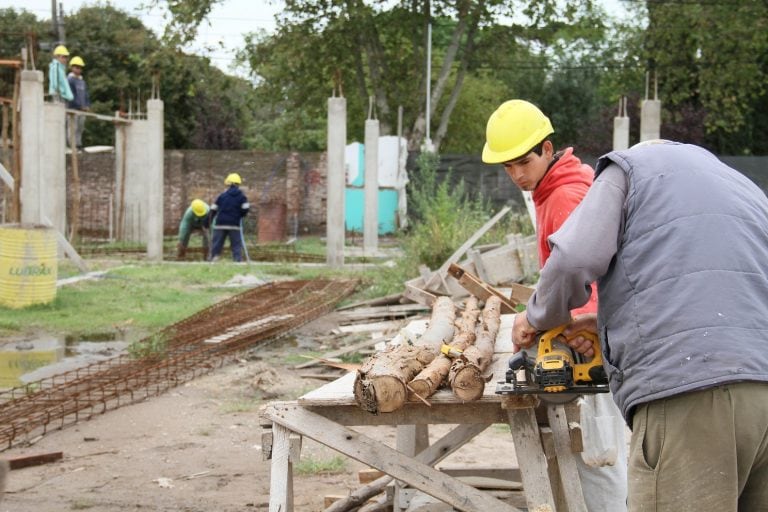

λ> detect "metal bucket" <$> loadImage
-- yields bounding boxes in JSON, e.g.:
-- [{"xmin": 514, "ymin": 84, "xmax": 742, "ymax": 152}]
[{"xmin": 0, "ymin": 224, "xmax": 57, "ymax": 309}]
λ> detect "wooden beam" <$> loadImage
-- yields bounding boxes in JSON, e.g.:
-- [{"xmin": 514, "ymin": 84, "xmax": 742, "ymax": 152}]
[
  {"xmin": 447, "ymin": 263, "xmax": 518, "ymax": 314},
  {"xmin": 8, "ymin": 451, "xmax": 63, "ymax": 470},
  {"xmin": 547, "ymin": 405, "xmax": 587, "ymax": 512},
  {"xmin": 324, "ymin": 422, "xmax": 492, "ymax": 512}
]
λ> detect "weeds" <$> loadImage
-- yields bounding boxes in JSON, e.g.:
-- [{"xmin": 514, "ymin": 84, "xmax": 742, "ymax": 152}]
[
  {"xmin": 295, "ymin": 455, "xmax": 347, "ymax": 475},
  {"xmin": 127, "ymin": 331, "xmax": 170, "ymax": 360}
]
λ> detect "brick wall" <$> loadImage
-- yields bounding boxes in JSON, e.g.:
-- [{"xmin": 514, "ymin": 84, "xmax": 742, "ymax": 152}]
[{"xmin": 65, "ymin": 149, "xmax": 327, "ymax": 240}]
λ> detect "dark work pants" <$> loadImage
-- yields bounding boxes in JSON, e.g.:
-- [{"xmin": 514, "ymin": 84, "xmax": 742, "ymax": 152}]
[{"xmin": 211, "ymin": 228, "xmax": 242, "ymax": 262}]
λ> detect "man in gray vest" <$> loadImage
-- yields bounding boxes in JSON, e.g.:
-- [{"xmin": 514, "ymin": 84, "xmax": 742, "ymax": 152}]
[{"xmin": 513, "ymin": 140, "xmax": 768, "ymax": 510}]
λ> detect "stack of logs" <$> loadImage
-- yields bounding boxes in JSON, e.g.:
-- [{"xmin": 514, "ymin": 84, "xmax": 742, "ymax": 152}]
[{"xmin": 353, "ymin": 295, "xmax": 501, "ymax": 414}]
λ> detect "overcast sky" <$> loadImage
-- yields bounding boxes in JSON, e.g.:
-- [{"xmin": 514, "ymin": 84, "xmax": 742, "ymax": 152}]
[{"xmin": 0, "ymin": 0, "xmax": 629, "ymax": 77}]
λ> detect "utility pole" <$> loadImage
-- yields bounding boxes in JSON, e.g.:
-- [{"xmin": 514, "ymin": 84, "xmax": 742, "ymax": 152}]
[{"xmin": 51, "ymin": 1, "xmax": 65, "ymax": 43}]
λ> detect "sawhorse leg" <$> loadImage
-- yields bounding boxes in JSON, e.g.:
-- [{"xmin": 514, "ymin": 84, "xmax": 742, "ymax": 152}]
[
  {"xmin": 268, "ymin": 423, "xmax": 302, "ymax": 512},
  {"xmin": 504, "ymin": 397, "xmax": 588, "ymax": 512}
]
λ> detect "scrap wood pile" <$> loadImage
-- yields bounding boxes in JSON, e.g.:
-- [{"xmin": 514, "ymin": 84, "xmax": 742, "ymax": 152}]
[{"xmin": 353, "ymin": 295, "xmax": 501, "ymax": 414}]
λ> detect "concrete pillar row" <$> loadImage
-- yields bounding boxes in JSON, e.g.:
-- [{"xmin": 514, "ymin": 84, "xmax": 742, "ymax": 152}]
[
  {"xmin": 42, "ymin": 102, "xmax": 67, "ymax": 239},
  {"xmin": 326, "ymin": 97, "xmax": 346, "ymax": 268},
  {"xmin": 117, "ymin": 99, "xmax": 164, "ymax": 261},
  {"xmin": 640, "ymin": 99, "xmax": 661, "ymax": 142},
  {"xmin": 145, "ymin": 99, "xmax": 164, "ymax": 261},
  {"xmin": 363, "ymin": 118, "xmax": 379, "ymax": 254},
  {"xmin": 19, "ymin": 70, "xmax": 44, "ymax": 225}
]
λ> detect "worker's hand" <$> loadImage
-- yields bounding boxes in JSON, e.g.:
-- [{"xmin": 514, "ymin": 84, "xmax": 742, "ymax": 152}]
[
  {"xmin": 512, "ymin": 312, "xmax": 537, "ymax": 353},
  {"xmin": 562, "ymin": 313, "xmax": 598, "ymax": 358}
]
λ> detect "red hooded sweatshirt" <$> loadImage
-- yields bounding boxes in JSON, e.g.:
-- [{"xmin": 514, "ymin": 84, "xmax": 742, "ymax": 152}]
[{"xmin": 532, "ymin": 147, "xmax": 598, "ymax": 315}]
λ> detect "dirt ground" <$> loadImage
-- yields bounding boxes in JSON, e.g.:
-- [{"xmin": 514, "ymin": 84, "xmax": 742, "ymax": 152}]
[{"xmin": 0, "ymin": 315, "xmax": 521, "ymax": 512}]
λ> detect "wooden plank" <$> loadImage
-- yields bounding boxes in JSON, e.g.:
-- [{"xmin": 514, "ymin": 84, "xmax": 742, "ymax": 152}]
[
  {"xmin": 8, "ymin": 451, "xmax": 63, "ymax": 470},
  {"xmin": 505, "ymin": 407, "xmax": 556, "ymax": 511},
  {"xmin": 447, "ymin": 263, "xmax": 518, "ymax": 313},
  {"xmin": 336, "ymin": 293, "xmax": 408, "ymax": 311},
  {"xmin": 325, "ymin": 423, "xmax": 491, "ymax": 512},
  {"xmin": 403, "ymin": 282, "xmax": 438, "ymax": 308},
  {"xmin": 294, "ymin": 336, "xmax": 388, "ymax": 370},
  {"xmin": 439, "ymin": 466, "xmax": 522, "ymax": 483},
  {"xmin": 547, "ymin": 405, "xmax": 587, "ymax": 512},
  {"xmin": 468, "ymin": 248, "xmax": 491, "ymax": 283},
  {"xmin": 424, "ymin": 206, "xmax": 511, "ymax": 290},
  {"xmin": 42, "ymin": 216, "xmax": 89, "ymax": 273},
  {"xmin": 359, "ymin": 468, "xmax": 386, "ymax": 484},
  {"xmin": 338, "ymin": 320, "xmax": 403, "ymax": 334},
  {"xmin": 263, "ymin": 404, "xmax": 520, "ymax": 512},
  {"xmin": 269, "ymin": 424, "xmax": 295, "ymax": 512}
]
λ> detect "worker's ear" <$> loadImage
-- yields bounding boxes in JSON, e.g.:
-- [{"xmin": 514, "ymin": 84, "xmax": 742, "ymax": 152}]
[{"xmin": 542, "ymin": 140, "xmax": 554, "ymax": 159}]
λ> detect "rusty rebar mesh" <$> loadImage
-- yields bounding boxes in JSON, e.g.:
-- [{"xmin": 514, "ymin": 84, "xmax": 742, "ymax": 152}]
[{"xmin": 0, "ymin": 278, "xmax": 358, "ymax": 450}]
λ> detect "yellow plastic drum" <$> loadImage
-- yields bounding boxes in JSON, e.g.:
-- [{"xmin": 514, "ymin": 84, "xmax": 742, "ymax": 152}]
[{"xmin": 0, "ymin": 224, "xmax": 57, "ymax": 309}]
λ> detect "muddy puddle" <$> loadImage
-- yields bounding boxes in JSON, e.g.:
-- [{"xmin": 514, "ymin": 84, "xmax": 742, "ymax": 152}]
[{"xmin": 0, "ymin": 333, "xmax": 128, "ymax": 388}]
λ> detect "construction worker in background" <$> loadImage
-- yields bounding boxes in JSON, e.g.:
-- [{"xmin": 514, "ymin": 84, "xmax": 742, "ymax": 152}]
[
  {"xmin": 177, "ymin": 199, "xmax": 211, "ymax": 260},
  {"xmin": 48, "ymin": 45, "xmax": 73, "ymax": 102},
  {"xmin": 66, "ymin": 56, "xmax": 90, "ymax": 149},
  {"xmin": 511, "ymin": 140, "xmax": 768, "ymax": 510},
  {"xmin": 483, "ymin": 100, "xmax": 628, "ymax": 511},
  {"xmin": 210, "ymin": 173, "xmax": 250, "ymax": 262}
]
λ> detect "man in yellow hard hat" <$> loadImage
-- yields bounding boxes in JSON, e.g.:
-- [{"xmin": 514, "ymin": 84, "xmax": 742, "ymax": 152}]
[
  {"xmin": 66, "ymin": 56, "xmax": 90, "ymax": 149},
  {"xmin": 483, "ymin": 99, "xmax": 627, "ymax": 511},
  {"xmin": 210, "ymin": 173, "xmax": 250, "ymax": 261},
  {"xmin": 177, "ymin": 199, "xmax": 211, "ymax": 260},
  {"xmin": 48, "ymin": 45, "xmax": 73, "ymax": 102}
]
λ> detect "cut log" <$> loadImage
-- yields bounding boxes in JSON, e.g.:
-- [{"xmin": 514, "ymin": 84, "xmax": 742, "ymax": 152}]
[
  {"xmin": 353, "ymin": 297, "xmax": 456, "ymax": 414},
  {"xmin": 449, "ymin": 296, "xmax": 501, "ymax": 401},
  {"xmin": 408, "ymin": 296, "xmax": 481, "ymax": 400}
]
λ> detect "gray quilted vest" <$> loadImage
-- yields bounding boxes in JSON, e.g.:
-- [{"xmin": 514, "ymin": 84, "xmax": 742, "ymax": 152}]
[{"xmin": 594, "ymin": 142, "xmax": 768, "ymax": 423}]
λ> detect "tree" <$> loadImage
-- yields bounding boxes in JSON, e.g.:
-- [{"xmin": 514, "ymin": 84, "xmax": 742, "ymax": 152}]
[{"xmin": 641, "ymin": 1, "xmax": 768, "ymax": 154}]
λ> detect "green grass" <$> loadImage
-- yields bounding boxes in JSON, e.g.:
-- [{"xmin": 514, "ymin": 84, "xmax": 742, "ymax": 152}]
[
  {"xmin": 295, "ymin": 455, "xmax": 347, "ymax": 475},
  {"xmin": 220, "ymin": 398, "xmax": 261, "ymax": 413},
  {"xmin": 0, "ymin": 261, "xmax": 365, "ymax": 339}
]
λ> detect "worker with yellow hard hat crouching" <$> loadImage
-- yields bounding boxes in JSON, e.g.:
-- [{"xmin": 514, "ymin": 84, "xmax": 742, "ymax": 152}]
[
  {"xmin": 209, "ymin": 173, "xmax": 250, "ymax": 262},
  {"xmin": 177, "ymin": 199, "xmax": 211, "ymax": 260}
]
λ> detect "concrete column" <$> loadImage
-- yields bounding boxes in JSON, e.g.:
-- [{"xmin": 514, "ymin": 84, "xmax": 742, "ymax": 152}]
[
  {"xmin": 42, "ymin": 102, "xmax": 66, "ymax": 237},
  {"xmin": 640, "ymin": 99, "xmax": 661, "ymax": 142},
  {"xmin": 19, "ymin": 70, "xmax": 44, "ymax": 225},
  {"xmin": 613, "ymin": 97, "xmax": 630, "ymax": 151},
  {"xmin": 613, "ymin": 115, "xmax": 630, "ymax": 150},
  {"xmin": 122, "ymin": 116, "xmax": 148, "ymax": 243},
  {"xmin": 363, "ymin": 119, "xmax": 379, "ymax": 254},
  {"xmin": 145, "ymin": 99, "xmax": 164, "ymax": 261},
  {"xmin": 326, "ymin": 97, "xmax": 346, "ymax": 268}
]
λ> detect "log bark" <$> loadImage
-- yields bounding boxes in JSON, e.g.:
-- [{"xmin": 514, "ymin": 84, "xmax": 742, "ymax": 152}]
[
  {"xmin": 408, "ymin": 296, "xmax": 481, "ymax": 400},
  {"xmin": 449, "ymin": 296, "xmax": 501, "ymax": 401},
  {"xmin": 353, "ymin": 297, "xmax": 455, "ymax": 414}
]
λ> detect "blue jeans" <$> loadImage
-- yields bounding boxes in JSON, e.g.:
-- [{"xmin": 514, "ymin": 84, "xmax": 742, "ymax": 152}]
[{"xmin": 211, "ymin": 229, "xmax": 242, "ymax": 262}]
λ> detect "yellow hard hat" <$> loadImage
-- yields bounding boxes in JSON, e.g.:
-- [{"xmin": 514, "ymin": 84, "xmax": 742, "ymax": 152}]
[
  {"xmin": 190, "ymin": 199, "xmax": 208, "ymax": 217},
  {"xmin": 224, "ymin": 173, "xmax": 242, "ymax": 185},
  {"xmin": 53, "ymin": 45, "xmax": 70, "ymax": 56},
  {"xmin": 69, "ymin": 56, "xmax": 85, "ymax": 68},
  {"xmin": 482, "ymin": 100, "xmax": 554, "ymax": 164}
]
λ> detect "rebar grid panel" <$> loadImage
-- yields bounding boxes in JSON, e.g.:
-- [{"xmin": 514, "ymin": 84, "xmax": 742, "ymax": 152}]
[{"xmin": 0, "ymin": 278, "xmax": 358, "ymax": 449}]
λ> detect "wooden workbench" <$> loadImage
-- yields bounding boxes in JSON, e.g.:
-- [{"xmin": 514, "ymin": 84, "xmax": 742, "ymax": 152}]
[{"xmin": 261, "ymin": 315, "xmax": 587, "ymax": 512}]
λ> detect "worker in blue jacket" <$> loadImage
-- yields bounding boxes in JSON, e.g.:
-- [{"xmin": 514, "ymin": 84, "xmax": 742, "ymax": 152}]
[{"xmin": 210, "ymin": 173, "xmax": 250, "ymax": 262}]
